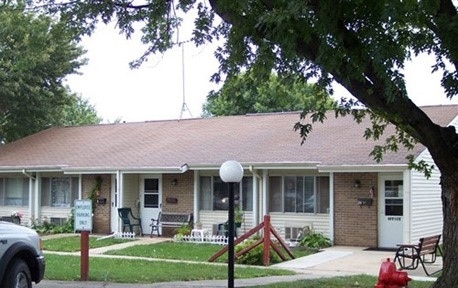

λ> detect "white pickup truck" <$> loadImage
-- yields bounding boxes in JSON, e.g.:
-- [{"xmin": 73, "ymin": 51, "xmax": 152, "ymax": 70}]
[{"xmin": 0, "ymin": 221, "xmax": 45, "ymax": 288}]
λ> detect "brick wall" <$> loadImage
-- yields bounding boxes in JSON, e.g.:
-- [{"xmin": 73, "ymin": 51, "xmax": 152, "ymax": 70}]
[
  {"xmin": 162, "ymin": 172, "xmax": 194, "ymax": 213},
  {"xmin": 161, "ymin": 171, "xmax": 194, "ymax": 236},
  {"xmin": 82, "ymin": 174, "xmax": 111, "ymax": 234},
  {"xmin": 333, "ymin": 172, "xmax": 378, "ymax": 247}
]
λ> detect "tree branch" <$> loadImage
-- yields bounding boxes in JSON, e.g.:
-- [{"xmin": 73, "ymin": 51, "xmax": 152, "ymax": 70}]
[{"xmin": 209, "ymin": 0, "xmax": 457, "ymax": 173}]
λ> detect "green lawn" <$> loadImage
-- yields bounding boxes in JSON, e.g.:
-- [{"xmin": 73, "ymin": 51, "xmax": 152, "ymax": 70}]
[
  {"xmin": 42, "ymin": 236, "xmax": 435, "ymax": 287},
  {"xmin": 44, "ymin": 254, "xmax": 433, "ymax": 287},
  {"xmin": 43, "ymin": 235, "xmax": 134, "ymax": 252},
  {"xmin": 105, "ymin": 241, "xmax": 224, "ymax": 261},
  {"xmin": 44, "ymin": 254, "xmax": 294, "ymax": 283}
]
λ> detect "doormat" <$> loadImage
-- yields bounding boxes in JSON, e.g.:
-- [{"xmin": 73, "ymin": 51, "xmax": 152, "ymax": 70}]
[{"xmin": 364, "ymin": 247, "xmax": 398, "ymax": 252}]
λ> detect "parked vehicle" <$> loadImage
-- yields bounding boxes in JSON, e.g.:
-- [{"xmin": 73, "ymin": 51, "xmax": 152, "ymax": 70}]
[{"xmin": 0, "ymin": 221, "xmax": 45, "ymax": 288}]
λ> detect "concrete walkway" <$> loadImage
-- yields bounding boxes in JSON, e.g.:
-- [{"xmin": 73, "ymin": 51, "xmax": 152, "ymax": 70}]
[{"xmin": 37, "ymin": 235, "xmax": 441, "ymax": 287}]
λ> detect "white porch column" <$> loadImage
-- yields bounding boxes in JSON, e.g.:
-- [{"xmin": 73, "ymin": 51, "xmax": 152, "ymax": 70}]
[
  {"xmin": 403, "ymin": 169, "xmax": 411, "ymax": 244},
  {"xmin": 117, "ymin": 170, "xmax": 123, "ymax": 208},
  {"xmin": 251, "ymin": 174, "xmax": 258, "ymax": 227},
  {"xmin": 249, "ymin": 166, "xmax": 263, "ymax": 227},
  {"xmin": 262, "ymin": 169, "xmax": 268, "ymax": 216},
  {"xmin": 34, "ymin": 172, "xmax": 41, "ymax": 223},
  {"xmin": 28, "ymin": 176, "xmax": 34, "ymax": 224},
  {"xmin": 193, "ymin": 170, "xmax": 199, "ymax": 222}
]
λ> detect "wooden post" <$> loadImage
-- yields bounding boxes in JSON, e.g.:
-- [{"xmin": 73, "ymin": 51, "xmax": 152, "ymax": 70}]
[
  {"xmin": 80, "ymin": 230, "xmax": 89, "ymax": 281},
  {"xmin": 263, "ymin": 215, "xmax": 271, "ymax": 266}
]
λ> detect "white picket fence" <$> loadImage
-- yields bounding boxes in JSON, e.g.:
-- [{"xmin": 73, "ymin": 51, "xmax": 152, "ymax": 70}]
[
  {"xmin": 114, "ymin": 231, "xmax": 136, "ymax": 240},
  {"xmin": 174, "ymin": 234, "xmax": 228, "ymax": 245}
]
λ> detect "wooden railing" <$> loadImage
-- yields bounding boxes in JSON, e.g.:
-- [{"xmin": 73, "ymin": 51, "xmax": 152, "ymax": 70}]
[{"xmin": 208, "ymin": 215, "xmax": 295, "ymax": 266}]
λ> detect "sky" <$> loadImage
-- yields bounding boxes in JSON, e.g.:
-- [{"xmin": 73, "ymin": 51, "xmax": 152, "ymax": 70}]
[{"xmin": 65, "ymin": 23, "xmax": 458, "ymax": 123}]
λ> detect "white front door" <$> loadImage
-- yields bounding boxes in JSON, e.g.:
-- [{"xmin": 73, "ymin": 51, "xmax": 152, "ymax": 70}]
[
  {"xmin": 110, "ymin": 175, "xmax": 118, "ymax": 233},
  {"xmin": 140, "ymin": 177, "xmax": 162, "ymax": 235},
  {"xmin": 378, "ymin": 174, "xmax": 404, "ymax": 248}
]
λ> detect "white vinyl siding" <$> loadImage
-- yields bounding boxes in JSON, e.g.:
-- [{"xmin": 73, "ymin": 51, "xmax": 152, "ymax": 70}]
[
  {"xmin": 409, "ymin": 115, "xmax": 458, "ymax": 242},
  {"xmin": 197, "ymin": 210, "xmax": 331, "ymax": 240},
  {"xmin": 269, "ymin": 213, "xmax": 330, "ymax": 240},
  {"xmin": 40, "ymin": 207, "xmax": 72, "ymax": 223},
  {"xmin": 410, "ymin": 150, "xmax": 442, "ymax": 242},
  {"xmin": 199, "ymin": 210, "xmax": 254, "ymax": 235},
  {"xmin": 122, "ymin": 174, "xmax": 140, "ymax": 209}
]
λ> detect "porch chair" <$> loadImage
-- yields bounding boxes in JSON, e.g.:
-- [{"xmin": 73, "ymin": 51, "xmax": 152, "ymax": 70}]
[
  {"xmin": 216, "ymin": 221, "xmax": 238, "ymax": 238},
  {"xmin": 118, "ymin": 207, "xmax": 143, "ymax": 236}
]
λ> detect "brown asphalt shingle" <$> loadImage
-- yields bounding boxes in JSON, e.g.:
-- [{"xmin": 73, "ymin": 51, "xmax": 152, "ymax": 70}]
[{"xmin": 0, "ymin": 105, "xmax": 456, "ymax": 171}]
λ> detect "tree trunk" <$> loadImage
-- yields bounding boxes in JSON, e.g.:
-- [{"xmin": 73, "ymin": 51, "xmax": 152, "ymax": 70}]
[{"xmin": 431, "ymin": 172, "xmax": 458, "ymax": 288}]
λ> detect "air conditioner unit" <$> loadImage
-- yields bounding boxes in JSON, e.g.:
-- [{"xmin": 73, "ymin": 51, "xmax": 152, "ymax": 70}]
[{"xmin": 50, "ymin": 217, "xmax": 66, "ymax": 226}]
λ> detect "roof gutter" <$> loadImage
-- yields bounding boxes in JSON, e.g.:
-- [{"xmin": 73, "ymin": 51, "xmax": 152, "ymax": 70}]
[
  {"xmin": 189, "ymin": 161, "xmax": 321, "ymax": 170},
  {"xmin": 62, "ymin": 166, "xmax": 188, "ymax": 174},
  {"xmin": 249, "ymin": 165, "xmax": 262, "ymax": 180},
  {"xmin": 317, "ymin": 164, "xmax": 408, "ymax": 173},
  {"xmin": 22, "ymin": 169, "xmax": 36, "ymax": 180},
  {"xmin": 0, "ymin": 165, "xmax": 66, "ymax": 173}
]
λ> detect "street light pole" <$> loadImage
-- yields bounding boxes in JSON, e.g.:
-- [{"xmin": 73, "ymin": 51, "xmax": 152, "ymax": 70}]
[{"xmin": 219, "ymin": 160, "xmax": 244, "ymax": 288}]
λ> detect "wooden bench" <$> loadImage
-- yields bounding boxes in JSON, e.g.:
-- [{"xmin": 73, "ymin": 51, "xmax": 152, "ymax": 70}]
[
  {"xmin": 150, "ymin": 212, "xmax": 193, "ymax": 237},
  {"xmin": 394, "ymin": 234, "xmax": 442, "ymax": 276}
]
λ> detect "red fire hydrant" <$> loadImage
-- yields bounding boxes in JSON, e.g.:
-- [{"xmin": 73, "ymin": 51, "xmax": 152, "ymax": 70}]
[{"xmin": 374, "ymin": 258, "xmax": 411, "ymax": 288}]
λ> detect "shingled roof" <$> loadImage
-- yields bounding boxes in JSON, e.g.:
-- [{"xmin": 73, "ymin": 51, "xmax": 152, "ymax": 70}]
[{"xmin": 0, "ymin": 105, "xmax": 456, "ymax": 172}]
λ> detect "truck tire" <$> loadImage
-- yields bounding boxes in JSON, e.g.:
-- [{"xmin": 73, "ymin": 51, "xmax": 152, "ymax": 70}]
[{"xmin": 2, "ymin": 258, "xmax": 32, "ymax": 288}]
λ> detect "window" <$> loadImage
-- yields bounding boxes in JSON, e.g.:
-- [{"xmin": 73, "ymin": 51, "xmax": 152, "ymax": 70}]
[
  {"xmin": 384, "ymin": 180, "xmax": 403, "ymax": 216},
  {"xmin": 144, "ymin": 178, "xmax": 159, "ymax": 208},
  {"xmin": 268, "ymin": 175, "xmax": 329, "ymax": 214},
  {"xmin": 0, "ymin": 178, "xmax": 29, "ymax": 206},
  {"xmin": 41, "ymin": 177, "xmax": 78, "ymax": 207},
  {"xmin": 199, "ymin": 176, "xmax": 253, "ymax": 211}
]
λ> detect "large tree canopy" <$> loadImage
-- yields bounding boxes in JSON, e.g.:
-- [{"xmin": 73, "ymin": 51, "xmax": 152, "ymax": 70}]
[
  {"xmin": 34, "ymin": 1, "xmax": 457, "ymax": 286},
  {"xmin": 203, "ymin": 71, "xmax": 335, "ymax": 116},
  {"xmin": 0, "ymin": 1, "xmax": 97, "ymax": 143}
]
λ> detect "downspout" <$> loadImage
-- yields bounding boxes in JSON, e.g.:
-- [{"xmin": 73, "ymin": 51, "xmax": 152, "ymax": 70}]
[
  {"xmin": 22, "ymin": 169, "xmax": 36, "ymax": 180},
  {"xmin": 22, "ymin": 170, "xmax": 36, "ymax": 225},
  {"xmin": 329, "ymin": 172, "xmax": 335, "ymax": 245},
  {"xmin": 78, "ymin": 176, "xmax": 83, "ymax": 199},
  {"xmin": 249, "ymin": 166, "xmax": 262, "ymax": 227}
]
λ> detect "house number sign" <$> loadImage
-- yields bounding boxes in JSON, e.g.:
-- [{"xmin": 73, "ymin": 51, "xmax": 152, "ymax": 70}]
[{"xmin": 74, "ymin": 199, "xmax": 93, "ymax": 231}]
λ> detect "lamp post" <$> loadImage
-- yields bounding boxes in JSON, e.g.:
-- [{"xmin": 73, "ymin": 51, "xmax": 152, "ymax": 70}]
[{"xmin": 219, "ymin": 160, "xmax": 244, "ymax": 288}]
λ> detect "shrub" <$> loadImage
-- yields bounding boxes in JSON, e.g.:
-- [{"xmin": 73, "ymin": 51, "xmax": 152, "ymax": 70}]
[
  {"xmin": 31, "ymin": 210, "xmax": 75, "ymax": 234},
  {"xmin": 235, "ymin": 238, "xmax": 281, "ymax": 265},
  {"xmin": 175, "ymin": 224, "xmax": 191, "ymax": 236},
  {"xmin": 298, "ymin": 232, "xmax": 331, "ymax": 250}
]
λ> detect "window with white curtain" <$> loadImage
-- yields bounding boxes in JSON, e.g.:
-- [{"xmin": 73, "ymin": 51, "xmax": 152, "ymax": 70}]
[
  {"xmin": 0, "ymin": 178, "xmax": 29, "ymax": 206},
  {"xmin": 41, "ymin": 177, "xmax": 78, "ymax": 207}
]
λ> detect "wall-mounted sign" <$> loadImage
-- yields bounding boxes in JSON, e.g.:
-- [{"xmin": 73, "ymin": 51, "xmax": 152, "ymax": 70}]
[{"xmin": 74, "ymin": 199, "xmax": 92, "ymax": 231}]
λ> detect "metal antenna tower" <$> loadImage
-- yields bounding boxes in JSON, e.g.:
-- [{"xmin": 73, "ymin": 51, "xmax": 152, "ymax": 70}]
[{"xmin": 179, "ymin": 42, "xmax": 193, "ymax": 119}]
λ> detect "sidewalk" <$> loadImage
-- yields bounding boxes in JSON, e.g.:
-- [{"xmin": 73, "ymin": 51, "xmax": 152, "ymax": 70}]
[{"xmin": 37, "ymin": 235, "xmax": 440, "ymax": 287}]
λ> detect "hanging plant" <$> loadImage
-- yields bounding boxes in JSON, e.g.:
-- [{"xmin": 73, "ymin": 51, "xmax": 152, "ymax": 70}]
[{"xmin": 88, "ymin": 176, "xmax": 102, "ymax": 211}]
